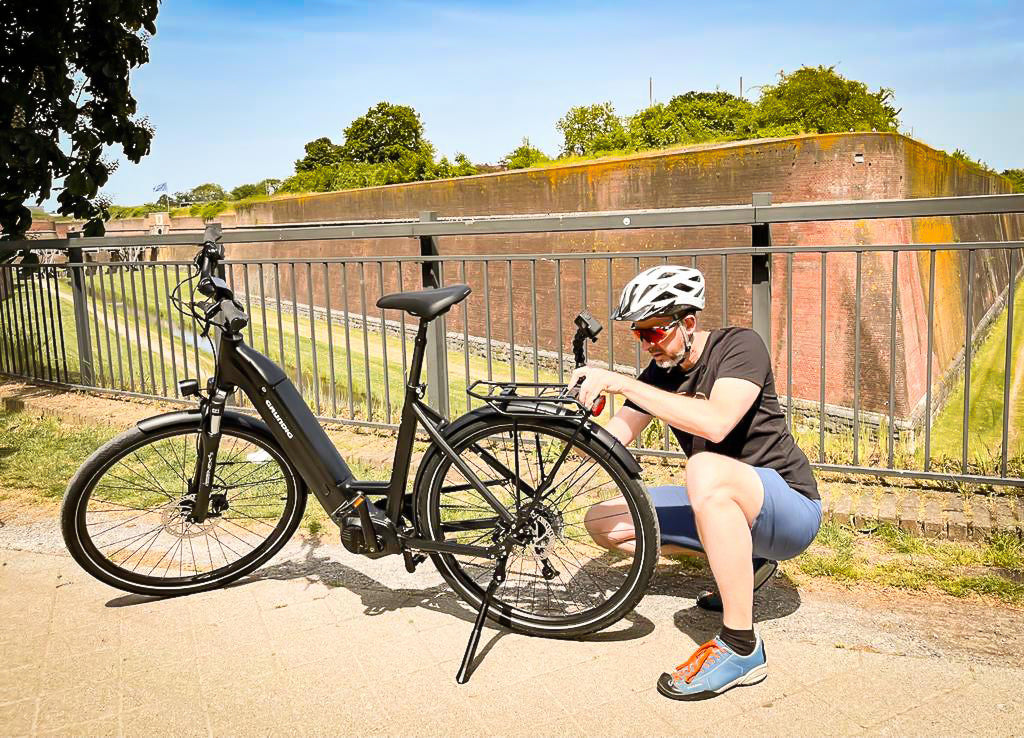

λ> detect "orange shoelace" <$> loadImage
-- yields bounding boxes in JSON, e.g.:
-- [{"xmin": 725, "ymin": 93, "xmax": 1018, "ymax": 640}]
[{"xmin": 672, "ymin": 640, "xmax": 723, "ymax": 684}]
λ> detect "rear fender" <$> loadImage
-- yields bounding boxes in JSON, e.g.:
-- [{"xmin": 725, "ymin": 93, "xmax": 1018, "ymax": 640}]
[{"xmin": 412, "ymin": 402, "xmax": 642, "ymax": 502}]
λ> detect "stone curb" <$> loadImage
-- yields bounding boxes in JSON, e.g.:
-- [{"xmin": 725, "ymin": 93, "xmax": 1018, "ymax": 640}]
[
  {"xmin": 1, "ymin": 382, "xmax": 1021, "ymax": 542},
  {"xmin": 817, "ymin": 486, "xmax": 1023, "ymax": 542}
]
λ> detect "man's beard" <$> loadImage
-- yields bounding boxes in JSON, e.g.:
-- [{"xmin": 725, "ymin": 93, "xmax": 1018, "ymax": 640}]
[{"xmin": 654, "ymin": 346, "xmax": 690, "ymax": 369}]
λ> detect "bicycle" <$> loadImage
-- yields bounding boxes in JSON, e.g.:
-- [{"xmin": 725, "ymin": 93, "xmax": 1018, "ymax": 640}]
[{"xmin": 60, "ymin": 226, "xmax": 660, "ymax": 682}]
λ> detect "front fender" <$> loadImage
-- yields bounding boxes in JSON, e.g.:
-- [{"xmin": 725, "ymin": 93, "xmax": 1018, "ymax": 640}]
[{"xmin": 136, "ymin": 408, "xmax": 279, "ymax": 443}]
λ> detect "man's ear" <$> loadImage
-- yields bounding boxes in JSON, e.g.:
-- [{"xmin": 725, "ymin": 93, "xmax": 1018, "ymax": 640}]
[{"xmin": 683, "ymin": 313, "xmax": 697, "ymax": 332}]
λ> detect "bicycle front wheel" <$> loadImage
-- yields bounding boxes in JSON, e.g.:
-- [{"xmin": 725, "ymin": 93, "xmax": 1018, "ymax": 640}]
[
  {"xmin": 61, "ymin": 417, "xmax": 305, "ymax": 596},
  {"xmin": 415, "ymin": 413, "xmax": 659, "ymax": 638}
]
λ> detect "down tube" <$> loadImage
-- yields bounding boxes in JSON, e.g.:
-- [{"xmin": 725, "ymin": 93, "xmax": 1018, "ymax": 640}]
[{"xmin": 218, "ymin": 334, "xmax": 355, "ymax": 515}]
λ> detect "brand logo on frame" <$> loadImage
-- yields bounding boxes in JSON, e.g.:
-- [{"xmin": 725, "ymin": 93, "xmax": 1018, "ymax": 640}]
[{"xmin": 264, "ymin": 400, "xmax": 294, "ymax": 439}]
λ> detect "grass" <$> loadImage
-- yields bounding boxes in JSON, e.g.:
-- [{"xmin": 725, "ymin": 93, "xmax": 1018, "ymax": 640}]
[
  {"xmin": 792, "ymin": 521, "xmax": 1024, "ymax": 606},
  {"xmin": 930, "ymin": 278, "xmax": 1024, "ymax": 463},
  {"xmin": 0, "ymin": 410, "xmax": 118, "ymax": 499}
]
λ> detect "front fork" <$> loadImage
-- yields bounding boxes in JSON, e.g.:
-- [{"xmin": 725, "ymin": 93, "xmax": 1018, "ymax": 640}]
[{"xmin": 188, "ymin": 386, "xmax": 230, "ymax": 524}]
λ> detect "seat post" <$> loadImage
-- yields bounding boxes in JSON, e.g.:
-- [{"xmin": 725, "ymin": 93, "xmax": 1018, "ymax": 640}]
[{"xmin": 407, "ymin": 319, "xmax": 430, "ymax": 389}]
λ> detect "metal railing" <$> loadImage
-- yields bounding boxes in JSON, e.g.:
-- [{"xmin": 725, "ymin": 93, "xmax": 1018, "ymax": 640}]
[{"xmin": 2, "ymin": 192, "xmax": 1023, "ymax": 489}]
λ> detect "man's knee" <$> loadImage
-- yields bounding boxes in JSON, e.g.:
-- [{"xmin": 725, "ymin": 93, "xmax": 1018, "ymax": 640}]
[
  {"xmin": 685, "ymin": 453, "xmax": 733, "ymax": 511},
  {"xmin": 584, "ymin": 497, "xmax": 637, "ymax": 550},
  {"xmin": 686, "ymin": 452, "xmax": 764, "ymax": 525}
]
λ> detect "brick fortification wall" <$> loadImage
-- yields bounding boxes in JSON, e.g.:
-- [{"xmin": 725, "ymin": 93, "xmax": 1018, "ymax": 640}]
[{"xmin": 88, "ymin": 132, "xmax": 1021, "ymax": 424}]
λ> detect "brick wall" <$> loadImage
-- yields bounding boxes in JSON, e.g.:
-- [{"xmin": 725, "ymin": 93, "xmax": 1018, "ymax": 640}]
[{"xmin": 75, "ymin": 132, "xmax": 1021, "ymax": 423}]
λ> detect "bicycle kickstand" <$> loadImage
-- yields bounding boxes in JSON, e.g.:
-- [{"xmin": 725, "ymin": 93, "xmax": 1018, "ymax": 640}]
[{"xmin": 455, "ymin": 553, "xmax": 509, "ymax": 684}]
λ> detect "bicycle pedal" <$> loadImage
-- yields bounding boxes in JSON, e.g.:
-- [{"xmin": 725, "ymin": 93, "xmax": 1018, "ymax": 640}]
[{"xmin": 403, "ymin": 550, "xmax": 427, "ymax": 573}]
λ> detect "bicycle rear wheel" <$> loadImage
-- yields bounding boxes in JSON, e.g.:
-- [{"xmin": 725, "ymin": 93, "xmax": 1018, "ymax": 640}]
[
  {"xmin": 415, "ymin": 412, "xmax": 659, "ymax": 637},
  {"xmin": 61, "ymin": 417, "xmax": 305, "ymax": 596}
]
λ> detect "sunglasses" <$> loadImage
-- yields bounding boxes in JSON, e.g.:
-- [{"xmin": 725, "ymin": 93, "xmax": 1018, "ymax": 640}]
[{"xmin": 630, "ymin": 319, "xmax": 681, "ymax": 344}]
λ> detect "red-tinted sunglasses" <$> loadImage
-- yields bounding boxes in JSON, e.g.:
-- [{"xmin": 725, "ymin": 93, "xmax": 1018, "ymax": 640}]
[{"xmin": 630, "ymin": 319, "xmax": 680, "ymax": 344}]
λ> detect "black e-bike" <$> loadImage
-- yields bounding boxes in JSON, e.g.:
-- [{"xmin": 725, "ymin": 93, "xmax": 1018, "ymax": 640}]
[{"xmin": 61, "ymin": 231, "xmax": 659, "ymax": 681}]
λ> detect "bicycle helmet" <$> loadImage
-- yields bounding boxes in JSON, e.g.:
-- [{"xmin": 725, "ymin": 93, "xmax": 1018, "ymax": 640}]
[{"xmin": 612, "ymin": 265, "xmax": 705, "ymax": 321}]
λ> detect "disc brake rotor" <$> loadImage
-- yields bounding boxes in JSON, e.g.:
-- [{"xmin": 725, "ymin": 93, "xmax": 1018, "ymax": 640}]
[{"xmin": 160, "ymin": 498, "xmax": 220, "ymax": 539}]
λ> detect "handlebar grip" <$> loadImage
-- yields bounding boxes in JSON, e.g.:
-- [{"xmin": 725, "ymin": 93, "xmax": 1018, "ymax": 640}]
[{"xmin": 220, "ymin": 299, "xmax": 248, "ymax": 333}]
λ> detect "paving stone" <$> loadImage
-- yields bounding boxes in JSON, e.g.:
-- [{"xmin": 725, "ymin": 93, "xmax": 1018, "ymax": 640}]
[
  {"xmin": 969, "ymin": 498, "xmax": 993, "ymax": 540},
  {"xmin": 898, "ymin": 494, "xmax": 923, "ymax": 535},
  {"xmin": 831, "ymin": 493, "xmax": 852, "ymax": 526},
  {"xmin": 922, "ymin": 498, "xmax": 944, "ymax": 538},
  {"xmin": 877, "ymin": 493, "xmax": 899, "ymax": 527},
  {"xmin": 946, "ymin": 510, "xmax": 970, "ymax": 541},
  {"xmin": 35, "ymin": 681, "xmax": 118, "ymax": 734},
  {"xmin": 850, "ymin": 491, "xmax": 877, "ymax": 529},
  {"xmin": 992, "ymin": 499, "xmax": 1018, "ymax": 534},
  {"xmin": 0, "ymin": 698, "xmax": 36, "ymax": 737}
]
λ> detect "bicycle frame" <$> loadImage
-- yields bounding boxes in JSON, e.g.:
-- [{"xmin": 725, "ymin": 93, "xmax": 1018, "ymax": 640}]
[{"xmin": 202, "ymin": 311, "xmax": 516, "ymax": 561}]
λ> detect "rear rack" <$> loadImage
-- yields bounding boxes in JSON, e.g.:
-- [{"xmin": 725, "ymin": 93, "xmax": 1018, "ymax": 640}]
[{"xmin": 465, "ymin": 380, "xmax": 589, "ymax": 418}]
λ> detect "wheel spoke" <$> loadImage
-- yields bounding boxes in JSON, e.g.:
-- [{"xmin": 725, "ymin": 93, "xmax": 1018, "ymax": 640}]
[
  {"xmin": 429, "ymin": 420, "xmax": 649, "ymax": 625},
  {"xmin": 74, "ymin": 427, "xmax": 295, "ymax": 586}
]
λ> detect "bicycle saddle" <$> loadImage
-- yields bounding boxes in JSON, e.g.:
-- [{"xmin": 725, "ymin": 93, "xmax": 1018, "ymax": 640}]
[{"xmin": 376, "ymin": 283, "xmax": 471, "ymax": 319}]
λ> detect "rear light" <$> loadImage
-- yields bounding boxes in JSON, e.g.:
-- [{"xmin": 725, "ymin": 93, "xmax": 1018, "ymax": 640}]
[{"xmin": 592, "ymin": 396, "xmax": 606, "ymax": 415}]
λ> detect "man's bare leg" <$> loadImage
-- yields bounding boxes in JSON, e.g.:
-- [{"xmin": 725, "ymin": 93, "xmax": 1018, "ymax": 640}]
[
  {"xmin": 583, "ymin": 497, "xmax": 699, "ymax": 558},
  {"xmin": 684, "ymin": 452, "xmax": 764, "ymax": 630}
]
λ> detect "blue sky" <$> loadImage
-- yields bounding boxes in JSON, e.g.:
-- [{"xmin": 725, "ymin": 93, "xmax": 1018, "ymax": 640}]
[{"xmin": 94, "ymin": 0, "xmax": 1023, "ymax": 205}]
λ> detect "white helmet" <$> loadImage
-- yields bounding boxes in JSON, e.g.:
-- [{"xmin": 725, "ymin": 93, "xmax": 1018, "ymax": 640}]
[{"xmin": 612, "ymin": 265, "xmax": 705, "ymax": 321}]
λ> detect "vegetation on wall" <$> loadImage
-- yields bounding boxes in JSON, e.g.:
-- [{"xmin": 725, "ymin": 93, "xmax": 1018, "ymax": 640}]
[
  {"xmin": 72, "ymin": 64, "xmax": 1019, "ymax": 217},
  {"xmin": 278, "ymin": 101, "xmax": 478, "ymax": 195},
  {"xmin": 1001, "ymin": 168, "xmax": 1024, "ymax": 193}
]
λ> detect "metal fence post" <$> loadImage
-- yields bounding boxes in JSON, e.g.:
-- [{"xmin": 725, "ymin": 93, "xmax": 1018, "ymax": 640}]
[
  {"xmin": 751, "ymin": 192, "xmax": 772, "ymax": 350},
  {"xmin": 419, "ymin": 211, "xmax": 450, "ymax": 416},
  {"xmin": 67, "ymin": 240, "xmax": 95, "ymax": 386}
]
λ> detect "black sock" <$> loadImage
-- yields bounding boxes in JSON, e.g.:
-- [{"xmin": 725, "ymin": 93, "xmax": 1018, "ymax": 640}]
[{"xmin": 719, "ymin": 625, "xmax": 756, "ymax": 656}]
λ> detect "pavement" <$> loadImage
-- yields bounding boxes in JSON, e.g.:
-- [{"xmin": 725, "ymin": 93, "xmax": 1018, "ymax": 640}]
[
  {"xmin": 1, "ymin": 380, "xmax": 1023, "ymax": 736},
  {"xmin": 2, "ymin": 523, "xmax": 1023, "ymax": 737}
]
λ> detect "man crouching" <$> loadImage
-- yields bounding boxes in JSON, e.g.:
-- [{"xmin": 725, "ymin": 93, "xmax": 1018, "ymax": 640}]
[{"xmin": 572, "ymin": 265, "xmax": 822, "ymax": 701}]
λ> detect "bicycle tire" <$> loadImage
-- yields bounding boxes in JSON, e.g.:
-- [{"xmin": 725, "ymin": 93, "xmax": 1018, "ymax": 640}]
[
  {"xmin": 414, "ymin": 408, "xmax": 659, "ymax": 638},
  {"xmin": 61, "ymin": 415, "xmax": 306, "ymax": 597}
]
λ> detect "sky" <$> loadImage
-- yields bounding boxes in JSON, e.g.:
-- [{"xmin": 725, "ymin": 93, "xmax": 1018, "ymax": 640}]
[{"xmin": 87, "ymin": 0, "xmax": 1024, "ymax": 205}]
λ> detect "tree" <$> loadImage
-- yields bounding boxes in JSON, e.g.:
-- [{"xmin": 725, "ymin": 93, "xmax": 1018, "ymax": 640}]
[
  {"xmin": 1001, "ymin": 169, "xmax": 1024, "ymax": 194},
  {"xmin": 452, "ymin": 153, "xmax": 477, "ymax": 177},
  {"xmin": 187, "ymin": 183, "xmax": 228, "ymax": 202},
  {"xmin": 626, "ymin": 104, "xmax": 687, "ymax": 150},
  {"xmin": 556, "ymin": 102, "xmax": 628, "ymax": 157},
  {"xmin": 753, "ymin": 65, "xmax": 900, "ymax": 135},
  {"xmin": 666, "ymin": 91, "xmax": 754, "ymax": 138},
  {"xmin": 294, "ymin": 136, "xmax": 344, "ymax": 172},
  {"xmin": 0, "ymin": 1, "xmax": 160, "ymax": 239},
  {"xmin": 229, "ymin": 178, "xmax": 280, "ymax": 200},
  {"xmin": 341, "ymin": 102, "xmax": 427, "ymax": 164},
  {"xmin": 501, "ymin": 138, "xmax": 549, "ymax": 169}
]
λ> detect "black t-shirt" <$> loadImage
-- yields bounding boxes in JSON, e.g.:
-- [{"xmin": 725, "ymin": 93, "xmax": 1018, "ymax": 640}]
[{"xmin": 623, "ymin": 327, "xmax": 819, "ymax": 501}]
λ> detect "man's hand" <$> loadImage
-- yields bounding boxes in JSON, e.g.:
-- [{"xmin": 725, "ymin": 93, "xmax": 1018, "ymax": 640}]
[{"xmin": 568, "ymin": 365, "xmax": 631, "ymax": 410}]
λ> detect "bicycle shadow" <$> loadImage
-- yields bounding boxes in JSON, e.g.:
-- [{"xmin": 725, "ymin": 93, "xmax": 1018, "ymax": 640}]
[{"xmin": 105, "ymin": 532, "xmax": 657, "ymax": 646}]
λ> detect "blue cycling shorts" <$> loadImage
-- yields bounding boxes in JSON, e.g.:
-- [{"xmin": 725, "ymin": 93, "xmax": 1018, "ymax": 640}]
[{"xmin": 648, "ymin": 467, "xmax": 822, "ymax": 561}]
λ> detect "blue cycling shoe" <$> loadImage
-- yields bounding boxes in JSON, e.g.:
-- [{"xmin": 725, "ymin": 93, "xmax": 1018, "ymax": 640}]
[{"xmin": 657, "ymin": 636, "xmax": 767, "ymax": 701}]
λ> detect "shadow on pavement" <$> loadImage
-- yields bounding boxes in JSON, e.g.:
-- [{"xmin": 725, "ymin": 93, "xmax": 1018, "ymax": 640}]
[
  {"xmin": 104, "ymin": 531, "xmax": 656, "ymax": 641},
  {"xmin": 663, "ymin": 569, "xmax": 803, "ymax": 645}
]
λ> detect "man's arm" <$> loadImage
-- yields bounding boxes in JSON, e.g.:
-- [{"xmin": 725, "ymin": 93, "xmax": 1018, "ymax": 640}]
[
  {"xmin": 618, "ymin": 376, "xmax": 760, "ymax": 443},
  {"xmin": 605, "ymin": 406, "xmax": 652, "ymax": 445}
]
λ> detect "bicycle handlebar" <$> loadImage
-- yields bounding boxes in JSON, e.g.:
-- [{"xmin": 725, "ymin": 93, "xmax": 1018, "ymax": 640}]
[{"xmin": 191, "ymin": 235, "xmax": 248, "ymax": 333}]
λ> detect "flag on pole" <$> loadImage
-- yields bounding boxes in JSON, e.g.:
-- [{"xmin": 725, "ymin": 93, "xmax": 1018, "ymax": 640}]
[{"xmin": 153, "ymin": 182, "xmax": 167, "ymax": 192}]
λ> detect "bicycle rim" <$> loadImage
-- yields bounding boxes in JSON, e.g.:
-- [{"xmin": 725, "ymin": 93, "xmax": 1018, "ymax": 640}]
[
  {"xmin": 71, "ymin": 426, "xmax": 300, "ymax": 589},
  {"xmin": 421, "ymin": 418, "xmax": 653, "ymax": 632}
]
